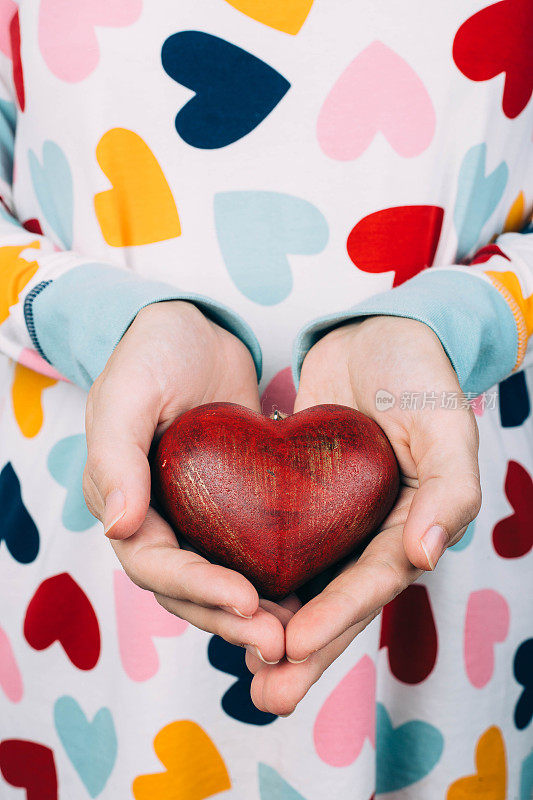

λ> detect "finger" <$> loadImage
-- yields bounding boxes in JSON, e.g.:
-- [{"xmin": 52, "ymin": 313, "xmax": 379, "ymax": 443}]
[
  {"xmin": 156, "ymin": 595, "xmax": 285, "ymax": 664},
  {"xmin": 285, "ymin": 523, "xmax": 420, "ymax": 662},
  {"xmin": 250, "ymin": 613, "xmax": 377, "ymax": 715},
  {"xmin": 293, "ymin": 329, "xmax": 354, "ymax": 414},
  {"xmin": 258, "ymin": 595, "xmax": 301, "ymax": 627},
  {"xmin": 245, "ymin": 596, "xmax": 302, "ymax": 674},
  {"xmin": 112, "ymin": 507, "xmax": 260, "ymax": 617},
  {"xmin": 84, "ymin": 355, "xmax": 164, "ymax": 539},
  {"xmin": 402, "ymin": 407, "xmax": 482, "ymax": 571}
]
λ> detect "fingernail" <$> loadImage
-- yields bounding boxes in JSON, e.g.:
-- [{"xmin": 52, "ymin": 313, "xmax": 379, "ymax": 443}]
[
  {"xmin": 221, "ymin": 606, "xmax": 253, "ymax": 619},
  {"xmin": 103, "ymin": 489, "xmax": 126, "ymax": 535},
  {"xmin": 421, "ymin": 525, "xmax": 447, "ymax": 570},
  {"xmin": 246, "ymin": 645, "xmax": 279, "ymax": 665},
  {"xmin": 287, "ymin": 655, "xmax": 309, "ymax": 664}
]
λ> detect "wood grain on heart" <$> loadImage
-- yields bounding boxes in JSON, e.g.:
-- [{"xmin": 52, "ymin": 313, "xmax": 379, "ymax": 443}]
[
  {"xmin": 153, "ymin": 403, "xmax": 399, "ymax": 599},
  {"xmin": 223, "ymin": 0, "xmax": 313, "ymax": 34},
  {"xmin": 446, "ymin": 726, "xmax": 506, "ymax": 799},
  {"xmin": 347, "ymin": 206, "xmax": 444, "ymax": 287},
  {"xmin": 317, "ymin": 41, "xmax": 435, "ymax": 161},
  {"xmin": 94, "ymin": 128, "xmax": 181, "ymax": 247},
  {"xmin": 132, "ymin": 720, "xmax": 230, "ymax": 800}
]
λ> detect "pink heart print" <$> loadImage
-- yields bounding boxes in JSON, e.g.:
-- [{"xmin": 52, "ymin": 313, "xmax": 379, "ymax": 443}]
[
  {"xmin": 0, "ymin": 0, "xmax": 16, "ymax": 58},
  {"xmin": 317, "ymin": 40, "xmax": 436, "ymax": 161},
  {"xmin": 0, "ymin": 625, "xmax": 23, "ymax": 702},
  {"xmin": 260, "ymin": 367, "xmax": 296, "ymax": 417},
  {"xmin": 39, "ymin": 0, "xmax": 143, "ymax": 82},
  {"xmin": 464, "ymin": 589, "xmax": 510, "ymax": 689},
  {"xmin": 314, "ymin": 655, "xmax": 376, "ymax": 766},
  {"xmin": 114, "ymin": 570, "xmax": 188, "ymax": 682}
]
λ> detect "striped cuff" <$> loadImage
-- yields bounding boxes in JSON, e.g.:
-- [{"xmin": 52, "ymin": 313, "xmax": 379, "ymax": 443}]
[
  {"xmin": 292, "ymin": 267, "xmax": 518, "ymax": 397},
  {"xmin": 469, "ymin": 233, "xmax": 533, "ymax": 374},
  {"xmin": 27, "ymin": 263, "xmax": 262, "ymax": 390}
]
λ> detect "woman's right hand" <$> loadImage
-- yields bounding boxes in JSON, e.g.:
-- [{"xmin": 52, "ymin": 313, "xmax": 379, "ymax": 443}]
[{"xmin": 82, "ymin": 300, "xmax": 286, "ymax": 664}]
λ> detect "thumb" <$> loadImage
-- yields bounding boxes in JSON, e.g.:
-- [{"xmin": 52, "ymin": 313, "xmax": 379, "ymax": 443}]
[
  {"xmin": 402, "ymin": 408, "xmax": 482, "ymax": 571},
  {"xmin": 83, "ymin": 364, "xmax": 160, "ymax": 540}
]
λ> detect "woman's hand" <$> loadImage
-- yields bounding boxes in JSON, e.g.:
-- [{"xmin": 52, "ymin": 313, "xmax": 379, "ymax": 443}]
[
  {"xmin": 83, "ymin": 300, "xmax": 286, "ymax": 664},
  {"xmin": 246, "ymin": 316, "xmax": 482, "ymax": 714}
]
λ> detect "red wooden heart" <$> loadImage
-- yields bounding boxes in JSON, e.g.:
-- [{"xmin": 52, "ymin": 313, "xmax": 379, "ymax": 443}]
[{"xmin": 153, "ymin": 403, "xmax": 399, "ymax": 599}]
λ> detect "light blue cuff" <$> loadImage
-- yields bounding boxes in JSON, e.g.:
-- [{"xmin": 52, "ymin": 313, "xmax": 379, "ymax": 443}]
[
  {"xmin": 28, "ymin": 263, "xmax": 262, "ymax": 390},
  {"xmin": 292, "ymin": 269, "xmax": 518, "ymax": 396}
]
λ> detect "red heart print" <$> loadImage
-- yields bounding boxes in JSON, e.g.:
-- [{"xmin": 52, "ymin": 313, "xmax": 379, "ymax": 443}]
[
  {"xmin": 0, "ymin": 740, "xmax": 57, "ymax": 800},
  {"xmin": 492, "ymin": 460, "xmax": 533, "ymax": 558},
  {"xmin": 23, "ymin": 218, "xmax": 44, "ymax": 235},
  {"xmin": 468, "ymin": 243, "xmax": 511, "ymax": 265},
  {"xmin": 347, "ymin": 206, "xmax": 444, "ymax": 287},
  {"xmin": 24, "ymin": 573, "xmax": 101, "ymax": 670},
  {"xmin": 380, "ymin": 584, "xmax": 438, "ymax": 684},
  {"xmin": 9, "ymin": 10, "xmax": 24, "ymax": 110},
  {"xmin": 453, "ymin": 0, "xmax": 533, "ymax": 119}
]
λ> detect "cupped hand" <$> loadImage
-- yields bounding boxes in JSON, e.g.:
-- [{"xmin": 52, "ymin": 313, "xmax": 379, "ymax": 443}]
[
  {"xmin": 82, "ymin": 300, "xmax": 285, "ymax": 664},
  {"xmin": 246, "ymin": 315, "xmax": 482, "ymax": 715}
]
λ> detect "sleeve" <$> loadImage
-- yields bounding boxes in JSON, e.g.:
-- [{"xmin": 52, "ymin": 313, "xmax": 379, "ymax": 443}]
[
  {"xmin": 0, "ymin": 39, "xmax": 261, "ymax": 391},
  {"xmin": 292, "ymin": 223, "xmax": 533, "ymax": 397}
]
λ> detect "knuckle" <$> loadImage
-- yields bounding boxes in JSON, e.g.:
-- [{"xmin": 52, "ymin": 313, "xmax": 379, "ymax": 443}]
[
  {"xmin": 362, "ymin": 555, "xmax": 410, "ymax": 600},
  {"xmin": 154, "ymin": 593, "xmax": 169, "ymax": 610},
  {"xmin": 460, "ymin": 479, "xmax": 482, "ymax": 521},
  {"xmin": 124, "ymin": 554, "xmax": 151, "ymax": 592},
  {"xmin": 125, "ymin": 568, "xmax": 149, "ymax": 592},
  {"xmin": 85, "ymin": 451, "xmax": 107, "ymax": 485},
  {"xmin": 81, "ymin": 469, "xmax": 98, "ymax": 514}
]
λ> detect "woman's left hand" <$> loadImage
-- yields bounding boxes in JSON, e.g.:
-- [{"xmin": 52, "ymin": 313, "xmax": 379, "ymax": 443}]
[{"xmin": 246, "ymin": 315, "xmax": 482, "ymax": 716}]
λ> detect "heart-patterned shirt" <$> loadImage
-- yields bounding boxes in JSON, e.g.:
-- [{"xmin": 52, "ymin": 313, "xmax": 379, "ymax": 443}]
[
  {"xmin": 0, "ymin": 4, "xmax": 533, "ymax": 800},
  {"xmin": 0, "ymin": 1, "xmax": 530, "ymax": 394}
]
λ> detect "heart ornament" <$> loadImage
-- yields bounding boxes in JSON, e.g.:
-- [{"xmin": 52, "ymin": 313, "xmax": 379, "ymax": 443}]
[{"xmin": 153, "ymin": 403, "xmax": 399, "ymax": 599}]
